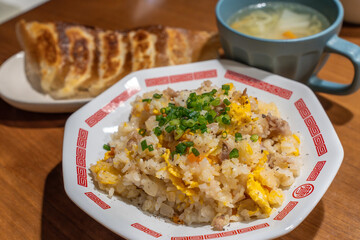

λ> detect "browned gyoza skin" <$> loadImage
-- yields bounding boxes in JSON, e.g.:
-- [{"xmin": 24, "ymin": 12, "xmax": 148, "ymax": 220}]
[{"xmin": 16, "ymin": 20, "xmax": 220, "ymax": 99}]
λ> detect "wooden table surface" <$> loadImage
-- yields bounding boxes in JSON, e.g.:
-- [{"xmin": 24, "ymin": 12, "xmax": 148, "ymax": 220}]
[{"xmin": 0, "ymin": 0, "xmax": 359, "ymax": 239}]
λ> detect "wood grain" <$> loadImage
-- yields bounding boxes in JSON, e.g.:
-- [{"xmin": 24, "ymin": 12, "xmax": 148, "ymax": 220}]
[{"xmin": 0, "ymin": 0, "xmax": 359, "ymax": 239}]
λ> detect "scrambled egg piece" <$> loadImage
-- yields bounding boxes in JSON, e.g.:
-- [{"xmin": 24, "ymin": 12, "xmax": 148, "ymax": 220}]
[
  {"xmin": 158, "ymin": 149, "xmax": 197, "ymax": 198},
  {"xmin": 246, "ymin": 173, "xmax": 272, "ymax": 216},
  {"xmin": 268, "ymin": 188, "xmax": 284, "ymax": 206},
  {"xmin": 228, "ymin": 96, "xmax": 252, "ymax": 126},
  {"xmin": 245, "ymin": 151, "xmax": 284, "ymax": 216},
  {"xmin": 90, "ymin": 158, "xmax": 120, "ymax": 185}
]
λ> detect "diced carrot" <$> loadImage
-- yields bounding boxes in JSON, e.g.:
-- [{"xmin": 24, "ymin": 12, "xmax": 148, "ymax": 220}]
[
  {"xmin": 282, "ymin": 30, "xmax": 297, "ymax": 39},
  {"xmin": 172, "ymin": 215, "xmax": 184, "ymax": 224},
  {"xmin": 187, "ymin": 153, "xmax": 200, "ymax": 163},
  {"xmin": 108, "ymin": 147, "xmax": 115, "ymax": 157}
]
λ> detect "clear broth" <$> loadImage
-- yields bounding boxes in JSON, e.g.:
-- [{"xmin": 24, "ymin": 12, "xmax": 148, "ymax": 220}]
[{"xmin": 228, "ymin": 2, "xmax": 330, "ymax": 40}]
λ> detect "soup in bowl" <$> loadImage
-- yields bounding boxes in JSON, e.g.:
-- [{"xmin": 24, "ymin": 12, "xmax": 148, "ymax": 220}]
[{"xmin": 228, "ymin": 2, "xmax": 330, "ymax": 40}]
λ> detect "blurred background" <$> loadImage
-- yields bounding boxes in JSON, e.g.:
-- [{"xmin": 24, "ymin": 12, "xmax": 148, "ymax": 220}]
[{"xmin": 0, "ymin": 0, "xmax": 48, "ymax": 24}]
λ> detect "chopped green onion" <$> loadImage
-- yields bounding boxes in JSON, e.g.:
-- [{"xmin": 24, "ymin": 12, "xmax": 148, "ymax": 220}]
[
  {"xmin": 167, "ymin": 113, "xmax": 176, "ymax": 121},
  {"xmin": 235, "ymin": 132, "xmax": 242, "ymax": 142},
  {"xmin": 141, "ymin": 140, "xmax": 148, "ymax": 151},
  {"xmin": 169, "ymin": 119, "xmax": 180, "ymax": 126},
  {"xmin": 174, "ymin": 128, "xmax": 184, "ymax": 140},
  {"xmin": 222, "ymin": 131, "xmax": 228, "ymax": 138},
  {"xmin": 199, "ymin": 95, "xmax": 211, "ymax": 104},
  {"xmin": 153, "ymin": 93, "xmax": 163, "ymax": 99},
  {"xmin": 192, "ymin": 148, "xmax": 200, "ymax": 156},
  {"xmin": 200, "ymin": 125, "xmax": 207, "ymax": 133},
  {"xmin": 189, "ymin": 111, "xmax": 199, "ymax": 118},
  {"xmin": 215, "ymin": 116, "xmax": 222, "ymax": 123},
  {"xmin": 138, "ymin": 128, "xmax": 146, "ymax": 136},
  {"xmin": 177, "ymin": 107, "xmax": 189, "ymax": 117},
  {"xmin": 153, "ymin": 88, "xmax": 235, "ymax": 136},
  {"xmin": 206, "ymin": 114, "xmax": 214, "ymax": 123},
  {"xmin": 222, "ymin": 115, "xmax": 231, "ymax": 125},
  {"xmin": 223, "ymin": 98, "xmax": 231, "ymax": 106},
  {"xmin": 153, "ymin": 127, "xmax": 162, "ymax": 136},
  {"xmin": 203, "ymin": 105, "xmax": 211, "ymax": 111},
  {"xmin": 184, "ymin": 141, "xmax": 194, "ymax": 147},
  {"xmin": 175, "ymin": 143, "xmax": 187, "ymax": 155},
  {"xmin": 194, "ymin": 102, "xmax": 202, "ymax": 111},
  {"xmin": 184, "ymin": 119, "xmax": 196, "ymax": 127},
  {"xmin": 142, "ymin": 98, "xmax": 152, "ymax": 103},
  {"xmin": 222, "ymin": 84, "xmax": 230, "ymax": 90},
  {"xmin": 141, "ymin": 140, "xmax": 154, "ymax": 151},
  {"xmin": 210, "ymin": 98, "xmax": 221, "ymax": 106},
  {"xmin": 229, "ymin": 148, "xmax": 239, "ymax": 159},
  {"xmin": 209, "ymin": 110, "xmax": 217, "ymax": 118},
  {"xmin": 158, "ymin": 118, "xmax": 166, "ymax": 127},
  {"xmin": 179, "ymin": 124, "xmax": 187, "ymax": 131},
  {"xmin": 250, "ymin": 134, "xmax": 259, "ymax": 142},
  {"xmin": 103, "ymin": 144, "xmax": 111, "ymax": 151},
  {"xmin": 165, "ymin": 125, "xmax": 176, "ymax": 133},
  {"xmin": 224, "ymin": 90, "xmax": 229, "ymax": 96},
  {"xmin": 198, "ymin": 116, "xmax": 207, "ymax": 124}
]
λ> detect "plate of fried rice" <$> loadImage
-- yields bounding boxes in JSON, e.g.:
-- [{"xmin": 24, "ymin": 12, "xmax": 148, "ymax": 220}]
[{"xmin": 63, "ymin": 59, "xmax": 343, "ymax": 240}]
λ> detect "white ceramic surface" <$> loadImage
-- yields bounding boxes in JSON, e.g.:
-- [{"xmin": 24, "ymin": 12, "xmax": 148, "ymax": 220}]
[
  {"xmin": 0, "ymin": 52, "xmax": 91, "ymax": 113},
  {"xmin": 63, "ymin": 59, "xmax": 343, "ymax": 240}
]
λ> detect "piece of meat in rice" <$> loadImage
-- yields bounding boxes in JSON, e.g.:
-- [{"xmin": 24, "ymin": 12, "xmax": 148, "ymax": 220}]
[
  {"xmin": 164, "ymin": 87, "xmax": 179, "ymax": 98},
  {"xmin": 126, "ymin": 130, "xmax": 142, "ymax": 149},
  {"xmin": 266, "ymin": 113, "xmax": 291, "ymax": 136},
  {"xmin": 219, "ymin": 142, "xmax": 231, "ymax": 162},
  {"xmin": 211, "ymin": 214, "xmax": 229, "ymax": 231}
]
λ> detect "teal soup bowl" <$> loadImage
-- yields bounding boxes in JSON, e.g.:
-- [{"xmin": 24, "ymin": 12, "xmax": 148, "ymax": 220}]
[{"xmin": 216, "ymin": 0, "xmax": 360, "ymax": 95}]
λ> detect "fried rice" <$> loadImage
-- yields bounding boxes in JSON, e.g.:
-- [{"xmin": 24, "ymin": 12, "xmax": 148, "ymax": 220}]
[{"xmin": 90, "ymin": 80, "xmax": 301, "ymax": 230}]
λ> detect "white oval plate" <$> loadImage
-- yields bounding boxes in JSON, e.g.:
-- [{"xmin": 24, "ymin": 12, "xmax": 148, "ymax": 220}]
[
  {"xmin": 63, "ymin": 59, "xmax": 343, "ymax": 240},
  {"xmin": 0, "ymin": 52, "xmax": 91, "ymax": 113}
]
